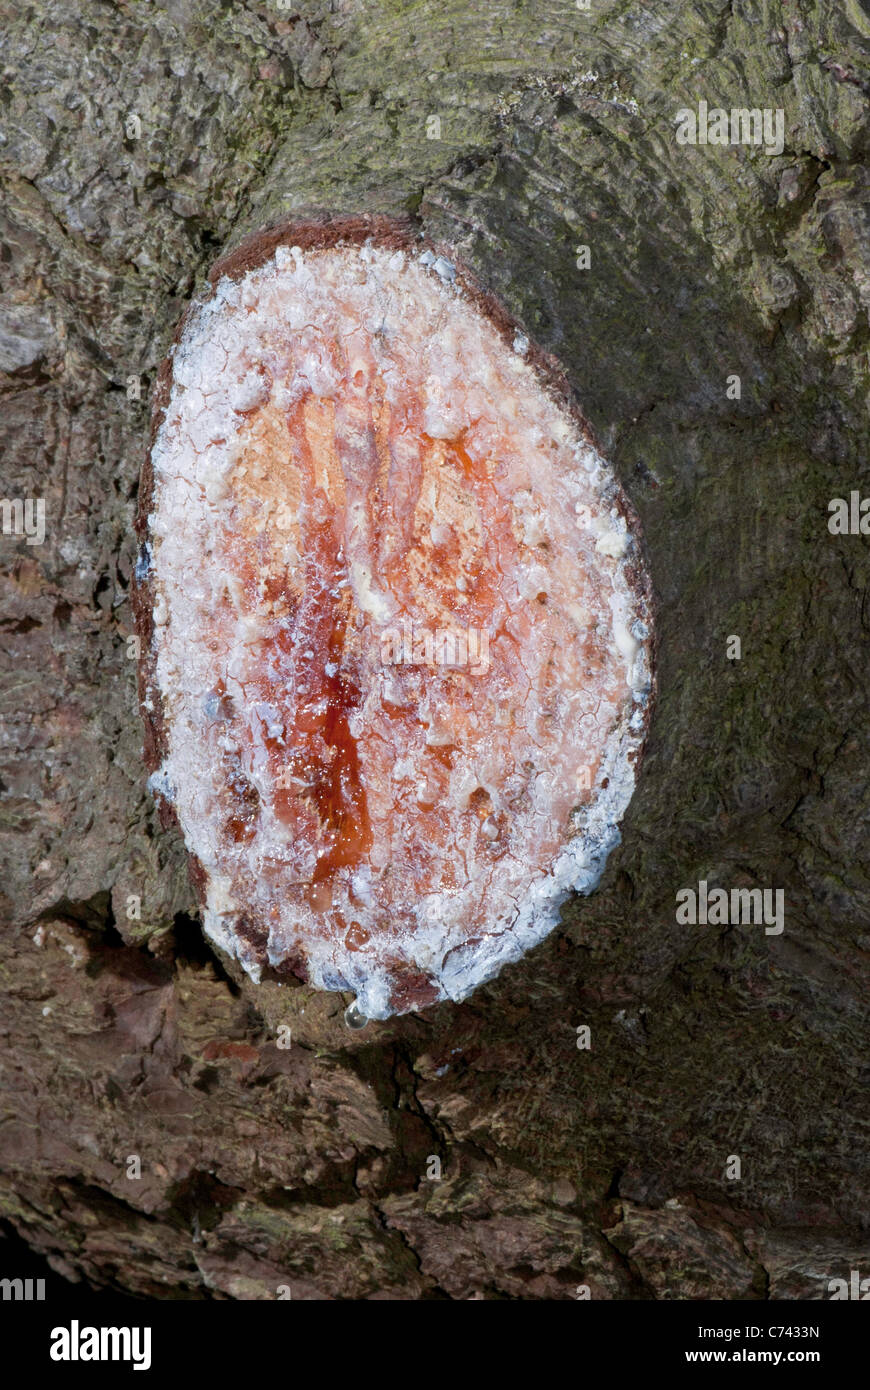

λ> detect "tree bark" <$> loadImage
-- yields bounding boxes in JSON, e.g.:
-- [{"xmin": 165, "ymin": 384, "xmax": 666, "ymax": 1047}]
[{"xmin": 1, "ymin": 0, "xmax": 869, "ymax": 1298}]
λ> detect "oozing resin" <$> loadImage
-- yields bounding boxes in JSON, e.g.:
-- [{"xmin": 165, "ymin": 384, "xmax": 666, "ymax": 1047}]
[{"xmin": 137, "ymin": 218, "xmax": 653, "ymax": 1020}]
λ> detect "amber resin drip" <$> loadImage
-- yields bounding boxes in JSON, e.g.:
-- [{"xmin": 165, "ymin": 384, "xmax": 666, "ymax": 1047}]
[
  {"xmin": 279, "ymin": 398, "xmax": 372, "ymax": 885},
  {"xmin": 138, "ymin": 218, "xmax": 654, "ymax": 1021}
]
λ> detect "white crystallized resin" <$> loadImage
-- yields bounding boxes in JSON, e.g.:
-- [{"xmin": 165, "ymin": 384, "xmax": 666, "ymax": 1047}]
[{"xmin": 144, "ymin": 235, "xmax": 653, "ymax": 1020}]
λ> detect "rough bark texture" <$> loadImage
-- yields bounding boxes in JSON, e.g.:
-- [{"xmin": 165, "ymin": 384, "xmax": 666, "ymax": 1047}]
[{"xmin": 1, "ymin": 0, "xmax": 869, "ymax": 1299}]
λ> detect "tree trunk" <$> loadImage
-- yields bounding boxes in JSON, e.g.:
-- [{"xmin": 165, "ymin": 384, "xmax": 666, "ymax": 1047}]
[{"xmin": 1, "ymin": 0, "xmax": 868, "ymax": 1299}]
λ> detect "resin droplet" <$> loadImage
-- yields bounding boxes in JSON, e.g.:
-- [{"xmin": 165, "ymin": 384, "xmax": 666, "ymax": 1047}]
[
  {"xmin": 135, "ymin": 215, "xmax": 654, "ymax": 1021},
  {"xmin": 344, "ymin": 1000, "xmax": 370, "ymax": 1031}
]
